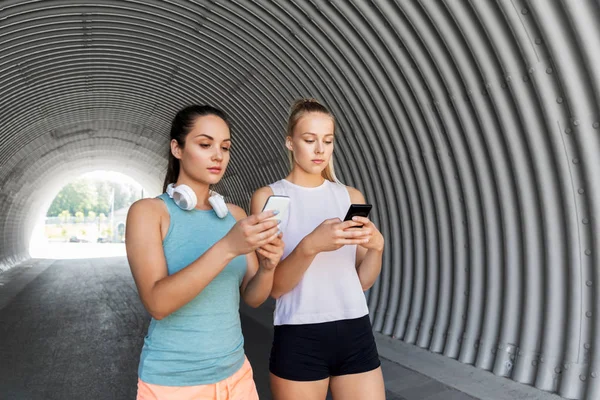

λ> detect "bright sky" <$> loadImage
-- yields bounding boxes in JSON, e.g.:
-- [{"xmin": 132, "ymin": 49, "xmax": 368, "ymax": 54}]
[{"xmin": 81, "ymin": 170, "xmax": 142, "ymax": 189}]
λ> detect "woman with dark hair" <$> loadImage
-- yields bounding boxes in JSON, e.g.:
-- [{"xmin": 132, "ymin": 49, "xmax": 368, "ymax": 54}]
[
  {"xmin": 252, "ymin": 99, "xmax": 386, "ymax": 400},
  {"xmin": 126, "ymin": 105, "xmax": 284, "ymax": 400}
]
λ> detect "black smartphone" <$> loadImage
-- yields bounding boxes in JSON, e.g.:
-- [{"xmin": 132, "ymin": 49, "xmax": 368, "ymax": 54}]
[{"xmin": 343, "ymin": 204, "xmax": 372, "ymax": 228}]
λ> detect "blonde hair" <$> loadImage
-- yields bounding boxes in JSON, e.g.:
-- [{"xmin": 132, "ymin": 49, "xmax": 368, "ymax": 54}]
[{"xmin": 286, "ymin": 98, "xmax": 340, "ymax": 183}]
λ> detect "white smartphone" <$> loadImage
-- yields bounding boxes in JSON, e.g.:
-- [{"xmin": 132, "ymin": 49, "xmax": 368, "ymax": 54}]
[{"xmin": 261, "ymin": 195, "xmax": 290, "ymax": 223}]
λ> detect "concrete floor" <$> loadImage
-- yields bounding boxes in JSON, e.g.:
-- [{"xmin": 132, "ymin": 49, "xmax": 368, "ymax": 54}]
[{"xmin": 0, "ymin": 256, "xmax": 478, "ymax": 400}]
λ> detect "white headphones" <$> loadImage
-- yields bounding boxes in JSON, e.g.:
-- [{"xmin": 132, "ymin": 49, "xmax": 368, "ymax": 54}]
[{"xmin": 166, "ymin": 183, "xmax": 229, "ymax": 218}]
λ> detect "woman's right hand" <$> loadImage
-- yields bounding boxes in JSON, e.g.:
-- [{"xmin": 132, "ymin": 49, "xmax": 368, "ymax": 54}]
[
  {"xmin": 304, "ymin": 218, "xmax": 372, "ymax": 254},
  {"xmin": 223, "ymin": 210, "xmax": 281, "ymax": 257}
]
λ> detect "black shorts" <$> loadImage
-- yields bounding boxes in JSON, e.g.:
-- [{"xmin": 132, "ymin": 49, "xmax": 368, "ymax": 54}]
[{"xmin": 269, "ymin": 315, "xmax": 381, "ymax": 381}]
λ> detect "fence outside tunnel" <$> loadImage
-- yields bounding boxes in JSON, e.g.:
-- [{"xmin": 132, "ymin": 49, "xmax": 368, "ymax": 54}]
[{"xmin": 0, "ymin": 1, "xmax": 599, "ymax": 399}]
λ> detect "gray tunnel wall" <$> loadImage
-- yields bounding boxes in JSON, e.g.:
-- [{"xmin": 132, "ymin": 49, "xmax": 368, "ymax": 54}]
[{"xmin": 0, "ymin": 1, "xmax": 598, "ymax": 398}]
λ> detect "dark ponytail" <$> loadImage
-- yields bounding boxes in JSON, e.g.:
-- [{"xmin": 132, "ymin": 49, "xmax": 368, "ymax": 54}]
[{"xmin": 162, "ymin": 105, "xmax": 230, "ymax": 192}]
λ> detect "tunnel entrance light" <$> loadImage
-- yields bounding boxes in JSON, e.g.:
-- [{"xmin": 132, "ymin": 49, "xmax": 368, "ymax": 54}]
[{"xmin": 29, "ymin": 170, "xmax": 146, "ymax": 260}]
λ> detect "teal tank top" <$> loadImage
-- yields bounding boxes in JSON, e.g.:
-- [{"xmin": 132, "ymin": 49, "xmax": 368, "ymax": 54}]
[{"xmin": 138, "ymin": 193, "xmax": 247, "ymax": 386}]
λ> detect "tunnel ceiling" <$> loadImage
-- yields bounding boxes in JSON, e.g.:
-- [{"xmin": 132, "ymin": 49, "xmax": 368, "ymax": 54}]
[{"xmin": 1, "ymin": 1, "xmax": 599, "ymax": 399}]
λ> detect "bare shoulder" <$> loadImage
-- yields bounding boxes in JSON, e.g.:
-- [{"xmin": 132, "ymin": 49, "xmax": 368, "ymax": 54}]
[
  {"xmin": 345, "ymin": 186, "xmax": 366, "ymax": 204},
  {"xmin": 250, "ymin": 186, "xmax": 274, "ymax": 214},
  {"xmin": 252, "ymin": 186, "xmax": 274, "ymax": 201},
  {"xmin": 127, "ymin": 198, "xmax": 167, "ymax": 220},
  {"xmin": 226, "ymin": 203, "xmax": 248, "ymax": 221},
  {"xmin": 125, "ymin": 198, "xmax": 168, "ymax": 243}
]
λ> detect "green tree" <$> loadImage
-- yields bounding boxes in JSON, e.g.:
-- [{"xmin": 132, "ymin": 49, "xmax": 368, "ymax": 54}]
[
  {"xmin": 47, "ymin": 179, "xmax": 97, "ymax": 216},
  {"xmin": 59, "ymin": 210, "xmax": 71, "ymax": 222},
  {"xmin": 46, "ymin": 176, "xmax": 143, "ymax": 217},
  {"xmin": 94, "ymin": 181, "xmax": 112, "ymax": 215}
]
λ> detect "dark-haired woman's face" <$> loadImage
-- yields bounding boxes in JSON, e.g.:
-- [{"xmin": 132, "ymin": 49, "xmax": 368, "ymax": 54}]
[{"xmin": 173, "ymin": 115, "xmax": 231, "ymax": 185}]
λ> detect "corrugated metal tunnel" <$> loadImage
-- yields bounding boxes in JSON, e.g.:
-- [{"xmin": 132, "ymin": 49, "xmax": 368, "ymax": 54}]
[{"xmin": 0, "ymin": 1, "xmax": 598, "ymax": 398}]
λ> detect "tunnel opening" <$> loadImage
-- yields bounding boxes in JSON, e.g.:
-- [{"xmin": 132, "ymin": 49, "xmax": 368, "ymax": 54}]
[
  {"xmin": 28, "ymin": 170, "xmax": 146, "ymax": 260},
  {"xmin": 0, "ymin": 1, "xmax": 598, "ymax": 399}
]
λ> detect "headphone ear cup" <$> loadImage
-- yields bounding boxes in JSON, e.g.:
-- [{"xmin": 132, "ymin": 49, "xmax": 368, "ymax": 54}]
[
  {"xmin": 208, "ymin": 193, "xmax": 228, "ymax": 218},
  {"xmin": 172, "ymin": 185, "xmax": 197, "ymax": 211},
  {"xmin": 166, "ymin": 183, "xmax": 175, "ymax": 198}
]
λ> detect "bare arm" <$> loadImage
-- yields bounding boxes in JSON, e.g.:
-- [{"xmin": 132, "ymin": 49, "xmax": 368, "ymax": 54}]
[
  {"xmin": 230, "ymin": 202, "xmax": 284, "ymax": 308},
  {"xmin": 250, "ymin": 186, "xmax": 302, "ymax": 298},
  {"xmin": 349, "ymin": 187, "xmax": 385, "ymax": 290},
  {"xmin": 250, "ymin": 186, "xmax": 318, "ymax": 299},
  {"xmin": 262, "ymin": 184, "xmax": 372, "ymax": 299},
  {"xmin": 270, "ymin": 235, "xmax": 319, "ymax": 299},
  {"xmin": 271, "ymin": 221, "xmax": 374, "ymax": 298},
  {"xmin": 125, "ymin": 199, "xmax": 280, "ymax": 319}
]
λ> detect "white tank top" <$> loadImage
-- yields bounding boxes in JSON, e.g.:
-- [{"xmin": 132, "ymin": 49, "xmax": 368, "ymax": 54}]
[{"xmin": 269, "ymin": 179, "xmax": 369, "ymax": 325}]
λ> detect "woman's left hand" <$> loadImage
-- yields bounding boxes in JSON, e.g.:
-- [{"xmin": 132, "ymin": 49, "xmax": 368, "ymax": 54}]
[
  {"xmin": 256, "ymin": 233, "xmax": 285, "ymax": 271},
  {"xmin": 349, "ymin": 217, "xmax": 384, "ymax": 252}
]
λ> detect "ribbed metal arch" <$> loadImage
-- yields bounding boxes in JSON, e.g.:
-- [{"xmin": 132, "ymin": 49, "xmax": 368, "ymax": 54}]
[{"xmin": 0, "ymin": 1, "xmax": 598, "ymax": 399}]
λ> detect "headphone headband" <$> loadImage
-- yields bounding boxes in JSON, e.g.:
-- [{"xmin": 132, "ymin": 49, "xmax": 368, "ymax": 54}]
[{"xmin": 166, "ymin": 184, "xmax": 228, "ymax": 218}]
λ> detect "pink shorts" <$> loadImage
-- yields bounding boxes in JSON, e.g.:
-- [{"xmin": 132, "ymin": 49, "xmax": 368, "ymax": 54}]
[{"xmin": 137, "ymin": 357, "xmax": 259, "ymax": 400}]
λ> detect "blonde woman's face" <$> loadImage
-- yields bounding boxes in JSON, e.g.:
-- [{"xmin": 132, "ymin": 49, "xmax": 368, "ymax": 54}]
[{"xmin": 287, "ymin": 112, "xmax": 335, "ymax": 175}]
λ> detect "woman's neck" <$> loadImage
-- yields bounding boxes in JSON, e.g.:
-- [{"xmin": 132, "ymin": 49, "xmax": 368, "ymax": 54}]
[
  {"xmin": 175, "ymin": 176, "xmax": 212, "ymax": 210},
  {"xmin": 286, "ymin": 167, "xmax": 325, "ymax": 188}
]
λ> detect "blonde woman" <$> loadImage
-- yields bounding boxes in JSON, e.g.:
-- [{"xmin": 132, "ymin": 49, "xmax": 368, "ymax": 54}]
[{"xmin": 251, "ymin": 99, "xmax": 386, "ymax": 400}]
